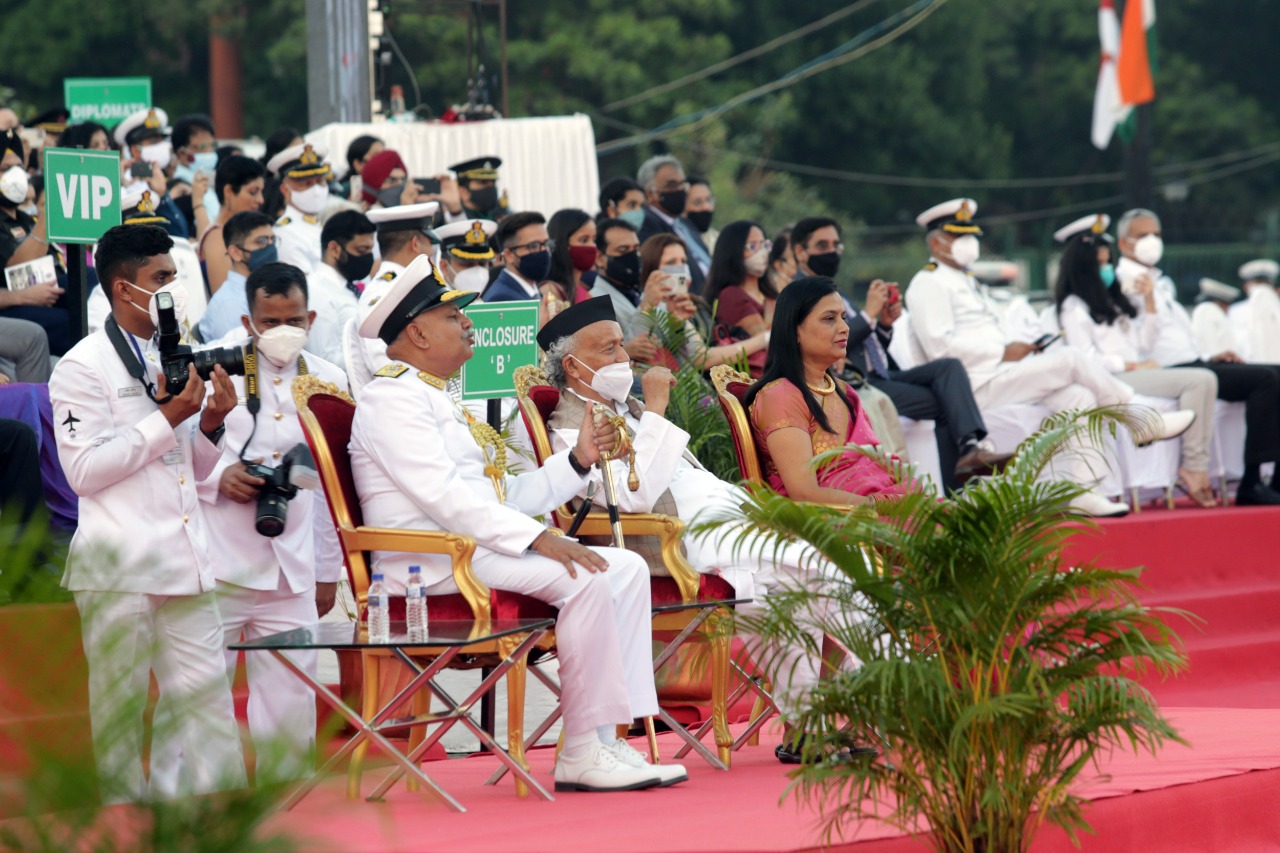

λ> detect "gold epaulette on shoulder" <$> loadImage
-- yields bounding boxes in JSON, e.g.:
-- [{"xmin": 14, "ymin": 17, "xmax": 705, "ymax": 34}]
[
  {"xmin": 923, "ymin": 262, "xmax": 938, "ymax": 272},
  {"xmin": 374, "ymin": 363, "xmax": 409, "ymax": 378},
  {"xmin": 276, "ymin": 216, "xmax": 291, "ymax": 226},
  {"xmin": 378, "ymin": 271, "xmax": 396, "ymax": 281}
]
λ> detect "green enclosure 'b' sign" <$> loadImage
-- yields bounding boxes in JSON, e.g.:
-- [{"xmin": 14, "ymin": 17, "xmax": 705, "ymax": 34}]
[
  {"xmin": 43, "ymin": 148, "xmax": 122, "ymax": 245},
  {"xmin": 64, "ymin": 77, "xmax": 152, "ymax": 129},
  {"xmin": 460, "ymin": 300, "xmax": 541, "ymax": 401}
]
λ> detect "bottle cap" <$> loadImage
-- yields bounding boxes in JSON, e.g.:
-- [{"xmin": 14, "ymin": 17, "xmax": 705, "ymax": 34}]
[
  {"xmin": 409, "ymin": 565, "xmax": 421, "ymax": 573},
  {"xmin": 371, "ymin": 572, "xmax": 384, "ymax": 581}
]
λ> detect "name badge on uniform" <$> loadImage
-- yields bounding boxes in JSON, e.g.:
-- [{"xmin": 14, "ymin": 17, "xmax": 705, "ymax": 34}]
[
  {"xmin": 118, "ymin": 386, "xmax": 143, "ymax": 398},
  {"xmin": 162, "ymin": 449, "xmax": 185, "ymax": 466}
]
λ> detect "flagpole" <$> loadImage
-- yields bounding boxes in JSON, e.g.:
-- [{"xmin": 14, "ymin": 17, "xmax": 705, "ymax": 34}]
[{"xmin": 1123, "ymin": 102, "xmax": 1153, "ymax": 210}]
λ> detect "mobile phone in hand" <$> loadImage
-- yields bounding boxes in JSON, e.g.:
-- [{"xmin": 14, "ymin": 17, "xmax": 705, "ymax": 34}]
[
  {"xmin": 130, "ymin": 161, "xmax": 154, "ymax": 179},
  {"xmin": 415, "ymin": 177, "xmax": 442, "ymax": 194},
  {"xmin": 886, "ymin": 283, "xmax": 901, "ymax": 304},
  {"xmin": 1033, "ymin": 333, "xmax": 1061, "ymax": 351}
]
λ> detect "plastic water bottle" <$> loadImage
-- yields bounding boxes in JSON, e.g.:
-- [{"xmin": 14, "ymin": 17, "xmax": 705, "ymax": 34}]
[
  {"xmin": 406, "ymin": 564, "xmax": 428, "ymax": 641},
  {"xmin": 367, "ymin": 572, "xmax": 390, "ymax": 643}
]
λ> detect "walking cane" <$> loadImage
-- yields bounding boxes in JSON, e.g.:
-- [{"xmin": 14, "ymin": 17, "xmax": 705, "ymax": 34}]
[{"xmin": 593, "ymin": 402, "xmax": 639, "ymax": 548}]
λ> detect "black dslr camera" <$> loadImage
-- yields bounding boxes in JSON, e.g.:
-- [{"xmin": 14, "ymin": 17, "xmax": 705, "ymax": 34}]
[
  {"xmin": 245, "ymin": 443, "xmax": 321, "ymax": 537},
  {"xmin": 156, "ymin": 290, "xmax": 246, "ymax": 394}
]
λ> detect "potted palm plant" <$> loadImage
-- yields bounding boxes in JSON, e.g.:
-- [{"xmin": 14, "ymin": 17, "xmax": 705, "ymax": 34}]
[{"xmin": 698, "ymin": 408, "xmax": 1189, "ymax": 852}]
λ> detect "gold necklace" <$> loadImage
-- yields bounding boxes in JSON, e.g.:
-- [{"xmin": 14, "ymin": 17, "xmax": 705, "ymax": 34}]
[{"xmin": 806, "ymin": 373, "xmax": 836, "ymax": 396}]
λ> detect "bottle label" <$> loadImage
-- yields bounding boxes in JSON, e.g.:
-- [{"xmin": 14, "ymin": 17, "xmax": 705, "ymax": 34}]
[
  {"xmin": 372, "ymin": 593, "xmax": 388, "ymax": 609},
  {"xmin": 407, "ymin": 587, "xmax": 424, "ymax": 599}
]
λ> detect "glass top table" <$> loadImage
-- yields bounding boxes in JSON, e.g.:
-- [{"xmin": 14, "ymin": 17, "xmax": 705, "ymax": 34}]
[{"xmin": 229, "ymin": 618, "xmax": 555, "ymax": 651}]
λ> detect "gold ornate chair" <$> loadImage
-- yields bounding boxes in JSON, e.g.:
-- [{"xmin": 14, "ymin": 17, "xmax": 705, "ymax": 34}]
[
  {"xmin": 293, "ymin": 375, "xmax": 556, "ymax": 798},
  {"xmin": 513, "ymin": 365, "xmax": 740, "ymax": 768}
]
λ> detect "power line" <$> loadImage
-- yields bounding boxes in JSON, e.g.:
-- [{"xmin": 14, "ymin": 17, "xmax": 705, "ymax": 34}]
[
  {"xmin": 849, "ymin": 194, "xmax": 1130, "ymax": 235},
  {"xmin": 596, "ymin": 0, "xmax": 950, "ymax": 156},
  {"xmin": 601, "ymin": 0, "xmax": 885, "ymax": 113}
]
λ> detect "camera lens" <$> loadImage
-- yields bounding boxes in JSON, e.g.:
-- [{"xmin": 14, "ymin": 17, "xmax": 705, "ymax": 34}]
[
  {"xmin": 255, "ymin": 491, "xmax": 289, "ymax": 537},
  {"xmin": 192, "ymin": 345, "xmax": 246, "ymax": 380}
]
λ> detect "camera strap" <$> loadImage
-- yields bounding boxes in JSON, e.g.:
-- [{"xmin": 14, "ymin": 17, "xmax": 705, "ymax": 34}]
[
  {"xmin": 238, "ymin": 340, "xmax": 309, "ymax": 462},
  {"xmin": 105, "ymin": 317, "xmax": 173, "ymax": 405}
]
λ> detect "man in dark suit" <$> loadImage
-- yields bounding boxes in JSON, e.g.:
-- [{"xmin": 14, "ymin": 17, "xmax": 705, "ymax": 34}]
[
  {"xmin": 635, "ymin": 155, "xmax": 708, "ymax": 294},
  {"xmin": 483, "ymin": 211, "xmax": 551, "ymax": 303},
  {"xmin": 791, "ymin": 217, "xmax": 1005, "ymax": 493}
]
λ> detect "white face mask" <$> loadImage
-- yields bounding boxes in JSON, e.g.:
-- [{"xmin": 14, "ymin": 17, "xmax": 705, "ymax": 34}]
[
  {"xmin": 452, "ymin": 265, "xmax": 490, "ymax": 293},
  {"xmin": 744, "ymin": 248, "xmax": 770, "ymax": 277},
  {"xmin": 0, "ymin": 166, "xmax": 29, "ymax": 205},
  {"xmin": 1133, "ymin": 233, "xmax": 1164, "ymax": 267},
  {"xmin": 139, "ymin": 140, "xmax": 173, "ymax": 170},
  {"xmin": 289, "ymin": 183, "xmax": 330, "ymax": 215},
  {"xmin": 126, "ymin": 280, "xmax": 188, "ymax": 330},
  {"xmin": 948, "ymin": 235, "xmax": 981, "ymax": 269},
  {"xmin": 571, "ymin": 356, "xmax": 633, "ymax": 403},
  {"xmin": 251, "ymin": 321, "xmax": 309, "ymax": 368}
]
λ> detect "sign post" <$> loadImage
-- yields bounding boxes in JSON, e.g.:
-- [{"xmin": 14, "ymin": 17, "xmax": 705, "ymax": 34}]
[
  {"xmin": 43, "ymin": 148, "xmax": 122, "ymax": 339},
  {"xmin": 460, "ymin": 299, "xmax": 541, "ymax": 405},
  {"xmin": 64, "ymin": 77, "xmax": 152, "ymax": 129}
]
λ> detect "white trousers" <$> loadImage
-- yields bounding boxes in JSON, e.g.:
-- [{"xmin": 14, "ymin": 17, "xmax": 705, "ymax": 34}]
[
  {"xmin": 216, "ymin": 581, "xmax": 318, "ymax": 782},
  {"xmin": 974, "ymin": 348, "xmax": 1135, "ymax": 412},
  {"xmin": 73, "ymin": 589, "xmax": 245, "ymax": 803},
  {"xmin": 433, "ymin": 545, "xmax": 657, "ymax": 735},
  {"xmin": 1119, "ymin": 367, "xmax": 1218, "ymax": 472}
]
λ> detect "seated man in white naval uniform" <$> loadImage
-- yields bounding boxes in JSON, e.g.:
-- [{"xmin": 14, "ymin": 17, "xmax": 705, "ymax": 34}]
[
  {"xmin": 267, "ymin": 142, "xmax": 333, "ymax": 275},
  {"xmin": 1190, "ymin": 277, "xmax": 1244, "ymax": 361},
  {"xmin": 49, "ymin": 224, "xmax": 246, "ymax": 802},
  {"xmin": 347, "ymin": 202, "xmax": 440, "ymax": 394},
  {"xmin": 904, "ymin": 198, "xmax": 1194, "ymax": 517},
  {"xmin": 349, "ymin": 256, "xmax": 686, "ymax": 792},
  {"xmin": 539, "ymin": 296, "xmax": 873, "ymax": 764},
  {"xmin": 1229, "ymin": 259, "xmax": 1280, "ymax": 365}
]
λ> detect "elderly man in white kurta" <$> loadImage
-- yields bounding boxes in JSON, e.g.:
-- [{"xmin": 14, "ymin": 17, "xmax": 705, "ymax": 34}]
[
  {"xmin": 904, "ymin": 198, "xmax": 1192, "ymax": 517},
  {"xmin": 539, "ymin": 296, "xmax": 867, "ymax": 764},
  {"xmin": 348, "ymin": 256, "xmax": 685, "ymax": 792}
]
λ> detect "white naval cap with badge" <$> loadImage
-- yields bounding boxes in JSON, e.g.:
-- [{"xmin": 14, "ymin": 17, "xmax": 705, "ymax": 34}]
[
  {"xmin": 1053, "ymin": 213, "xmax": 1113, "ymax": 244},
  {"xmin": 266, "ymin": 142, "xmax": 332, "ymax": 180},
  {"xmin": 434, "ymin": 219, "xmax": 496, "ymax": 293},
  {"xmin": 114, "ymin": 107, "xmax": 170, "ymax": 151},
  {"xmin": 1197, "ymin": 277, "xmax": 1243, "ymax": 304},
  {"xmin": 359, "ymin": 254, "xmax": 478, "ymax": 346},
  {"xmin": 366, "ymin": 202, "xmax": 441, "ymax": 241},
  {"xmin": 1238, "ymin": 259, "xmax": 1280, "ymax": 285}
]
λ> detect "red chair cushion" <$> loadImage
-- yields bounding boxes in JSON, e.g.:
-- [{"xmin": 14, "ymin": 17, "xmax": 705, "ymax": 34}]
[
  {"xmin": 304, "ymin": 394, "xmax": 364, "ymax": 528},
  {"xmin": 726, "ymin": 381, "xmax": 750, "ymax": 403},
  {"xmin": 650, "ymin": 574, "xmax": 739, "ymax": 607},
  {"xmin": 716, "ymin": 384, "xmax": 759, "ymax": 483},
  {"xmin": 529, "ymin": 385, "xmax": 560, "ymax": 425},
  {"xmin": 372, "ymin": 592, "xmax": 556, "ymax": 623}
]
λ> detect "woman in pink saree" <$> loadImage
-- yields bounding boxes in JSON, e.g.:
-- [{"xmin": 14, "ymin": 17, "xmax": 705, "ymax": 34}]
[{"xmin": 746, "ymin": 276, "xmax": 910, "ymax": 505}]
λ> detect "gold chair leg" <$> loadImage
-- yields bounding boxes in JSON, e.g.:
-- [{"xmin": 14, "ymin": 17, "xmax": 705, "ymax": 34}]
[
  {"xmin": 348, "ymin": 652, "xmax": 379, "ymax": 800},
  {"xmin": 709, "ymin": 611, "xmax": 733, "ymax": 767},
  {"xmin": 615, "ymin": 723, "xmax": 628, "ymax": 741},
  {"xmin": 405, "ymin": 686, "xmax": 429, "ymax": 793},
  {"xmin": 644, "ymin": 717, "xmax": 659, "ymax": 764},
  {"xmin": 499, "ymin": 635, "xmax": 530, "ymax": 799}
]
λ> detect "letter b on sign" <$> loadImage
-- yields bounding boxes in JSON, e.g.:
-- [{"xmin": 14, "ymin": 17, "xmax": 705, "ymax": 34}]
[{"xmin": 42, "ymin": 148, "xmax": 122, "ymax": 244}]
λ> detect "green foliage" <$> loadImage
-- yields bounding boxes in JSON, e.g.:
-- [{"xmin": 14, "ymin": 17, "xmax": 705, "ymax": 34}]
[{"xmin": 695, "ymin": 407, "xmax": 1189, "ymax": 852}]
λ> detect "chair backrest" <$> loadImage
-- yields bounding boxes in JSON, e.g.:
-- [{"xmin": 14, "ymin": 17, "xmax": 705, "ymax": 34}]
[
  {"xmin": 709, "ymin": 364, "xmax": 764, "ymax": 487},
  {"xmin": 293, "ymin": 376, "xmax": 370, "ymax": 600},
  {"xmin": 513, "ymin": 365, "xmax": 572, "ymax": 528}
]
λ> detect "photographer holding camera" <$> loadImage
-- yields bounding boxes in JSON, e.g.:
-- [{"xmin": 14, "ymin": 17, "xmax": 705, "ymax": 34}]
[
  {"xmin": 189, "ymin": 261, "xmax": 346, "ymax": 782},
  {"xmin": 49, "ymin": 224, "xmax": 245, "ymax": 802}
]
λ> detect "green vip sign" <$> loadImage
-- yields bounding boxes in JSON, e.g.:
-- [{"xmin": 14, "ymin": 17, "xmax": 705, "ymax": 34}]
[
  {"xmin": 43, "ymin": 148, "xmax": 122, "ymax": 244},
  {"xmin": 461, "ymin": 299, "xmax": 540, "ymax": 401},
  {"xmin": 64, "ymin": 77, "xmax": 152, "ymax": 129}
]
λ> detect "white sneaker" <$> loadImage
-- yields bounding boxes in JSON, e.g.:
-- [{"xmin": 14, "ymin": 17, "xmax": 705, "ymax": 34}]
[
  {"xmin": 1069, "ymin": 490, "xmax": 1131, "ymax": 518},
  {"xmin": 1134, "ymin": 408, "xmax": 1195, "ymax": 446},
  {"xmin": 607, "ymin": 738, "xmax": 688, "ymax": 787},
  {"xmin": 554, "ymin": 742, "xmax": 664, "ymax": 792}
]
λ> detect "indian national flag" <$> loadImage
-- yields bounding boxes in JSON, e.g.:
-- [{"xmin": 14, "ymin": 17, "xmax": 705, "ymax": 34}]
[{"xmin": 1091, "ymin": 0, "xmax": 1156, "ymax": 149}]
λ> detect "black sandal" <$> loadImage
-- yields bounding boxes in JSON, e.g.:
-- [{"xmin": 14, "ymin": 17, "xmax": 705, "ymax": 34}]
[{"xmin": 775, "ymin": 734, "xmax": 879, "ymax": 764}]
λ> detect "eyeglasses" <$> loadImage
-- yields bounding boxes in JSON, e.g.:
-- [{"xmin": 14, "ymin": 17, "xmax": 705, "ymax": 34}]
[
  {"xmin": 809, "ymin": 240, "xmax": 845, "ymax": 254},
  {"xmin": 509, "ymin": 239, "xmax": 554, "ymax": 256},
  {"xmin": 746, "ymin": 239, "xmax": 774, "ymax": 254},
  {"xmin": 235, "ymin": 236, "xmax": 276, "ymax": 252}
]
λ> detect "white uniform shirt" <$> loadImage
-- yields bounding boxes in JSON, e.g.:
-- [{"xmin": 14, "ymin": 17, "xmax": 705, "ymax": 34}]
[
  {"xmin": 1058, "ymin": 294, "xmax": 1158, "ymax": 374},
  {"xmin": 195, "ymin": 341, "xmax": 346, "ymax": 593},
  {"xmin": 1118, "ymin": 257, "xmax": 1202, "ymax": 365},
  {"xmin": 50, "ymin": 328, "xmax": 223, "ymax": 594},
  {"xmin": 548, "ymin": 392, "xmax": 754, "ymax": 594},
  {"xmin": 349, "ymin": 366, "xmax": 585, "ymax": 594},
  {"xmin": 904, "ymin": 261, "xmax": 1007, "ymax": 388},
  {"xmin": 354, "ymin": 260, "xmax": 406, "ymax": 377},
  {"xmin": 306, "ymin": 263, "xmax": 359, "ymax": 371},
  {"xmin": 1191, "ymin": 302, "xmax": 1240, "ymax": 360},
  {"xmin": 1228, "ymin": 286, "xmax": 1280, "ymax": 364},
  {"xmin": 274, "ymin": 204, "xmax": 322, "ymax": 275}
]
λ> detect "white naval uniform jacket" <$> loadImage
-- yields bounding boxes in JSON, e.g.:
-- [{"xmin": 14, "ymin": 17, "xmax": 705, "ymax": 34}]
[
  {"xmin": 1229, "ymin": 287, "xmax": 1280, "ymax": 364},
  {"xmin": 274, "ymin": 203, "xmax": 323, "ymax": 275},
  {"xmin": 50, "ymin": 328, "xmax": 224, "ymax": 595},
  {"xmin": 353, "ymin": 260, "xmax": 406, "ymax": 377},
  {"xmin": 195, "ymin": 341, "xmax": 347, "ymax": 593},
  {"xmin": 349, "ymin": 365, "xmax": 586, "ymax": 594},
  {"xmin": 904, "ymin": 261, "xmax": 1007, "ymax": 389},
  {"xmin": 1191, "ymin": 302, "xmax": 1241, "ymax": 361},
  {"xmin": 305, "ymin": 264, "xmax": 360, "ymax": 371}
]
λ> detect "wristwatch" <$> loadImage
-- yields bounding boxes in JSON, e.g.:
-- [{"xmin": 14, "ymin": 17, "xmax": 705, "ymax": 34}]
[
  {"xmin": 201, "ymin": 424, "xmax": 226, "ymax": 445},
  {"xmin": 567, "ymin": 449, "xmax": 591, "ymax": 477}
]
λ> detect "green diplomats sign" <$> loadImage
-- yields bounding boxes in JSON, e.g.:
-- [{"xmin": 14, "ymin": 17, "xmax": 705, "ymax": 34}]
[
  {"xmin": 43, "ymin": 148, "xmax": 121, "ymax": 244},
  {"xmin": 64, "ymin": 77, "xmax": 152, "ymax": 129},
  {"xmin": 460, "ymin": 300, "xmax": 540, "ymax": 401}
]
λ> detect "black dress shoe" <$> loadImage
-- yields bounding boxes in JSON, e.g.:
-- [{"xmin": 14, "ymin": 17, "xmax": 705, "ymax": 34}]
[
  {"xmin": 775, "ymin": 736, "xmax": 879, "ymax": 765},
  {"xmin": 1235, "ymin": 483, "xmax": 1280, "ymax": 506}
]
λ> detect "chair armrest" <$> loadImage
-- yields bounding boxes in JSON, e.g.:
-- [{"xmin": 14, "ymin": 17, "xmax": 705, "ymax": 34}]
[
  {"xmin": 565, "ymin": 509, "xmax": 701, "ymax": 604},
  {"xmin": 346, "ymin": 526, "xmax": 489, "ymax": 620}
]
